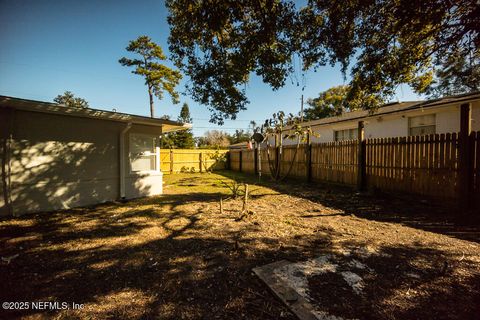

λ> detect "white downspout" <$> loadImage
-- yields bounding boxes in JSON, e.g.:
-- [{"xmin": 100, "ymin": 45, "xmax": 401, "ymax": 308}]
[{"xmin": 119, "ymin": 122, "xmax": 132, "ymax": 199}]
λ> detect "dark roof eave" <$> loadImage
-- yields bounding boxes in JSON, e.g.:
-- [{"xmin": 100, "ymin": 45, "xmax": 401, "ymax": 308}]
[
  {"xmin": 294, "ymin": 92, "xmax": 480, "ymax": 129},
  {"xmin": 0, "ymin": 95, "xmax": 191, "ymax": 131}
]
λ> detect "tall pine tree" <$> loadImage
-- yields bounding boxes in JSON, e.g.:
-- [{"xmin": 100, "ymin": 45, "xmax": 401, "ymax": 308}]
[
  {"xmin": 172, "ymin": 103, "xmax": 195, "ymax": 148},
  {"xmin": 54, "ymin": 91, "xmax": 89, "ymax": 108},
  {"xmin": 119, "ymin": 36, "xmax": 182, "ymax": 118}
]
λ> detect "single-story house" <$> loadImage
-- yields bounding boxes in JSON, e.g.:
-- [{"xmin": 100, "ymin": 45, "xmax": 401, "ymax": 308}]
[
  {"xmin": 228, "ymin": 141, "xmax": 252, "ymax": 150},
  {"xmin": 0, "ymin": 95, "xmax": 191, "ymax": 216},
  {"xmin": 276, "ymin": 92, "xmax": 480, "ymax": 145}
]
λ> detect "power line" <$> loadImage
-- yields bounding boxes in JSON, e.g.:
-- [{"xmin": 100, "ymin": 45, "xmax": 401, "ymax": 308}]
[
  {"xmin": 193, "ymin": 127, "xmax": 251, "ymax": 130},
  {"xmin": 191, "ymin": 118, "xmax": 264, "ymax": 122},
  {"xmin": 0, "ymin": 61, "xmax": 132, "ymax": 82},
  {"xmin": 0, "ymin": 89, "xmax": 53, "ymax": 101}
]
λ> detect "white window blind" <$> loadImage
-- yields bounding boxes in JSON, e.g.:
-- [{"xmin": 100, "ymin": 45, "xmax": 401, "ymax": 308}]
[
  {"xmin": 409, "ymin": 114, "xmax": 436, "ymax": 136},
  {"xmin": 130, "ymin": 134, "xmax": 157, "ymax": 172},
  {"xmin": 334, "ymin": 128, "xmax": 357, "ymax": 141}
]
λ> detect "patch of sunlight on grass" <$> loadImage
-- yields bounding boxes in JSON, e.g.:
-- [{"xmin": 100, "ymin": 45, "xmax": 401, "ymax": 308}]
[
  {"xmin": 162, "ymin": 171, "xmax": 281, "ymax": 199},
  {"xmin": 0, "ymin": 218, "xmax": 36, "ymax": 228},
  {"xmin": 135, "ymin": 225, "xmax": 169, "ymax": 240},
  {"xmin": 163, "ymin": 172, "xmax": 236, "ymax": 194},
  {"xmin": 167, "ymin": 256, "xmax": 194, "ymax": 266},
  {"xmin": 163, "ymin": 217, "xmax": 194, "ymax": 231},
  {"xmin": 79, "ymin": 289, "xmax": 155, "ymax": 319},
  {"xmin": 5, "ymin": 235, "xmax": 42, "ymax": 245},
  {"xmin": 87, "ymin": 260, "xmax": 118, "ymax": 271},
  {"xmin": 126, "ymin": 204, "xmax": 157, "ymax": 211}
]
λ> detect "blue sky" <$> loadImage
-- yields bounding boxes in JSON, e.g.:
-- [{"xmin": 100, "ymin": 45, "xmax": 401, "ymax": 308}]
[{"xmin": 0, "ymin": 0, "xmax": 422, "ymax": 136}]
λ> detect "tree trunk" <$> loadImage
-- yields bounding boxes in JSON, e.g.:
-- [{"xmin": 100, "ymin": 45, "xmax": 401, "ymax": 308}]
[{"xmin": 148, "ymin": 85, "xmax": 155, "ymax": 118}]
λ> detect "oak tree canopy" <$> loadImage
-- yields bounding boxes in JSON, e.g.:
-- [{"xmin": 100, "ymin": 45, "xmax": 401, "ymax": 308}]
[{"xmin": 166, "ymin": 0, "xmax": 479, "ymax": 123}]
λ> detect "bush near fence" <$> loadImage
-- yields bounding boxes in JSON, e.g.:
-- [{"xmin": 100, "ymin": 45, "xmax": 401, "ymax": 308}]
[
  {"xmin": 160, "ymin": 149, "xmax": 228, "ymax": 173},
  {"xmin": 229, "ymin": 132, "xmax": 480, "ymax": 209}
]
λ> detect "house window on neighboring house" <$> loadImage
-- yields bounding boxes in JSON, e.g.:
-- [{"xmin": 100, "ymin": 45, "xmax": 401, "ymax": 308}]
[
  {"xmin": 334, "ymin": 128, "xmax": 358, "ymax": 141},
  {"xmin": 129, "ymin": 134, "xmax": 158, "ymax": 172},
  {"xmin": 409, "ymin": 114, "xmax": 436, "ymax": 136}
]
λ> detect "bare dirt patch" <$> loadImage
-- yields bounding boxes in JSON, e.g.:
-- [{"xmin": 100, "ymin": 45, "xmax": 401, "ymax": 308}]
[{"xmin": 0, "ymin": 171, "xmax": 479, "ymax": 319}]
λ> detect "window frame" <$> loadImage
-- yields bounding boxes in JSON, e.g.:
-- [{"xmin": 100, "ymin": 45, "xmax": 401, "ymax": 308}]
[
  {"xmin": 128, "ymin": 133, "xmax": 160, "ymax": 174},
  {"xmin": 334, "ymin": 128, "xmax": 357, "ymax": 141},
  {"xmin": 408, "ymin": 114, "xmax": 436, "ymax": 136}
]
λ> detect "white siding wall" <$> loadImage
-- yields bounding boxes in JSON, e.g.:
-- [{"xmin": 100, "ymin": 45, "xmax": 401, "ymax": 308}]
[
  {"xmin": 436, "ymin": 107, "xmax": 460, "ymax": 134},
  {"xmin": 364, "ymin": 114, "xmax": 408, "ymax": 139},
  {"xmin": 279, "ymin": 102, "xmax": 480, "ymax": 145},
  {"xmin": 472, "ymin": 100, "xmax": 480, "ymax": 130}
]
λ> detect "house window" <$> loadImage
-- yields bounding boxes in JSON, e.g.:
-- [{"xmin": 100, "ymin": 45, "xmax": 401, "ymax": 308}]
[
  {"xmin": 409, "ymin": 114, "xmax": 436, "ymax": 136},
  {"xmin": 334, "ymin": 128, "xmax": 357, "ymax": 141},
  {"xmin": 130, "ymin": 134, "xmax": 157, "ymax": 172}
]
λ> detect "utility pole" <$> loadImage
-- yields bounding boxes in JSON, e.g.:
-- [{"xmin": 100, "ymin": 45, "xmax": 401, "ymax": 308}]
[{"xmin": 300, "ymin": 94, "xmax": 304, "ymax": 122}]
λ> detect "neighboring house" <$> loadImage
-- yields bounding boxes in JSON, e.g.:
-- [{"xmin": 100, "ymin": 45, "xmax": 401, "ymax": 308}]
[
  {"xmin": 0, "ymin": 96, "xmax": 191, "ymax": 216},
  {"xmin": 228, "ymin": 141, "xmax": 251, "ymax": 150},
  {"xmin": 276, "ymin": 92, "xmax": 480, "ymax": 145}
]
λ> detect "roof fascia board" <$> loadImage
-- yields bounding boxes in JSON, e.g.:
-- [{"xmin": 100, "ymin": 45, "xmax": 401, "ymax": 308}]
[
  {"xmin": 292, "ymin": 95, "xmax": 480, "ymax": 130},
  {"xmin": 0, "ymin": 96, "xmax": 189, "ymax": 129}
]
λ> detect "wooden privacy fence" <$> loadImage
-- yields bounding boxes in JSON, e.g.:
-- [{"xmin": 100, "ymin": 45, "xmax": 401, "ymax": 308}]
[
  {"xmin": 311, "ymin": 141, "xmax": 358, "ymax": 185},
  {"xmin": 160, "ymin": 149, "xmax": 228, "ymax": 173},
  {"xmin": 229, "ymin": 131, "xmax": 480, "ymax": 209},
  {"xmin": 365, "ymin": 134, "xmax": 459, "ymax": 199},
  {"xmin": 230, "ymin": 142, "xmax": 359, "ymax": 185}
]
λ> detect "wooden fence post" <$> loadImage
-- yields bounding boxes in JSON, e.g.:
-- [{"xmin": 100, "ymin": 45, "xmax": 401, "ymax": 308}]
[
  {"xmin": 257, "ymin": 143, "xmax": 262, "ymax": 179},
  {"xmin": 357, "ymin": 121, "xmax": 366, "ymax": 191},
  {"xmin": 199, "ymin": 152, "xmax": 203, "ymax": 173},
  {"xmin": 170, "ymin": 148, "xmax": 174, "ymax": 174},
  {"xmin": 275, "ymin": 146, "xmax": 280, "ymax": 178},
  {"xmin": 459, "ymin": 103, "xmax": 473, "ymax": 212},
  {"xmin": 254, "ymin": 143, "xmax": 258, "ymax": 175},
  {"xmin": 239, "ymin": 150, "xmax": 243, "ymax": 172},
  {"xmin": 306, "ymin": 133, "xmax": 312, "ymax": 182}
]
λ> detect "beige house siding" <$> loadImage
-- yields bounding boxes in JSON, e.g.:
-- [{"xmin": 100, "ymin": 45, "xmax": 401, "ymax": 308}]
[
  {"xmin": 5, "ymin": 110, "xmax": 122, "ymax": 215},
  {"xmin": 0, "ymin": 109, "xmax": 166, "ymax": 216}
]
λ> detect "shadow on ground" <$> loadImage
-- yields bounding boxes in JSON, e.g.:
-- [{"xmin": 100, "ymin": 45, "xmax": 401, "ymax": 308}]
[
  {"xmin": 0, "ymin": 172, "xmax": 478, "ymax": 319},
  {"xmin": 1, "ymin": 191, "xmax": 304, "ymax": 319},
  {"xmin": 305, "ymin": 241, "xmax": 480, "ymax": 320},
  {"xmin": 217, "ymin": 170, "xmax": 480, "ymax": 243}
]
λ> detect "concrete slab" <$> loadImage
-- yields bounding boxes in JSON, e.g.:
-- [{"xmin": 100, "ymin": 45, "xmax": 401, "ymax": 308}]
[
  {"xmin": 253, "ymin": 256, "xmax": 361, "ymax": 320},
  {"xmin": 253, "ymin": 260, "xmax": 320, "ymax": 320}
]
